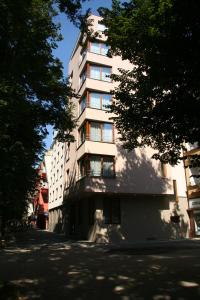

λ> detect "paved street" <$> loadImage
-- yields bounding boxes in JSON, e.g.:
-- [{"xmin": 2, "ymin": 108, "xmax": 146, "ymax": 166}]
[{"xmin": 0, "ymin": 230, "xmax": 200, "ymax": 300}]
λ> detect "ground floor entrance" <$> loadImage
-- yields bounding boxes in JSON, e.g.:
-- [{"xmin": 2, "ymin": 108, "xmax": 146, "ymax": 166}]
[{"xmin": 65, "ymin": 194, "xmax": 189, "ymax": 243}]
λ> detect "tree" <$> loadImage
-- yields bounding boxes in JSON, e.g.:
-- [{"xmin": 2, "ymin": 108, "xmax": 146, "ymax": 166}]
[
  {"xmin": 0, "ymin": 0, "xmax": 87, "ymax": 235},
  {"xmin": 99, "ymin": 0, "xmax": 200, "ymax": 164}
]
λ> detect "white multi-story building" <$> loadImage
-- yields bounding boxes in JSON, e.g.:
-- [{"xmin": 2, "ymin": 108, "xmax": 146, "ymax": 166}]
[
  {"xmin": 48, "ymin": 15, "xmax": 190, "ymax": 242},
  {"xmin": 48, "ymin": 137, "xmax": 67, "ymax": 232}
]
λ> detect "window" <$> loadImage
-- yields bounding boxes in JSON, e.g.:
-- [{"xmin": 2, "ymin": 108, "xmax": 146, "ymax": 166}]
[
  {"xmin": 79, "ymin": 155, "xmax": 115, "ymax": 178},
  {"xmin": 97, "ymin": 23, "xmax": 107, "ymax": 32},
  {"xmin": 80, "ymin": 65, "xmax": 111, "ymax": 86},
  {"xmin": 66, "ymin": 169, "xmax": 69, "ymax": 187},
  {"xmin": 79, "ymin": 125, "xmax": 86, "ymax": 145},
  {"xmin": 88, "ymin": 199, "xmax": 95, "ymax": 225},
  {"xmin": 66, "ymin": 143, "xmax": 70, "ymax": 161},
  {"xmin": 90, "ymin": 42, "xmax": 100, "ymax": 54},
  {"xmin": 80, "ymin": 49, "xmax": 86, "ymax": 65},
  {"xmin": 60, "ymin": 185, "xmax": 62, "ymax": 198},
  {"xmin": 102, "ymin": 94, "xmax": 111, "ymax": 110},
  {"xmin": 90, "ymin": 92, "xmax": 111, "ymax": 110},
  {"xmin": 90, "ymin": 93, "xmax": 101, "ymax": 109},
  {"xmin": 89, "ymin": 41, "xmax": 109, "ymax": 56},
  {"xmin": 90, "ymin": 122, "xmax": 113, "ymax": 143},
  {"xmin": 60, "ymin": 165, "xmax": 63, "ymax": 178},
  {"xmin": 103, "ymin": 199, "xmax": 121, "ymax": 224},
  {"xmin": 79, "ymin": 159, "xmax": 86, "ymax": 178},
  {"xmin": 80, "ymin": 71, "xmax": 86, "ymax": 86},
  {"xmin": 79, "ymin": 92, "xmax": 111, "ymax": 114},
  {"xmin": 90, "ymin": 122, "xmax": 101, "ymax": 142},
  {"xmin": 90, "ymin": 65, "xmax": 111, "ymax": 82},
  {"xmin": 90, "ymin": 156, "xmax": 101, "ymax": 176},
  {"xmin": 102, "ymin": 123, "xmax": 113, "ymax": 142},
  {"xmin": 80, "ymin": 95, "xmax": 86, "ymax": 114},
  {"xmin": 102, "ymin": 67, "xmax": 111, "ymax": 81},
  {"xmin": 79, "ymin": 121, "xmax": 114, "ymax": 145},
  {"xmin": 102, "ymin": 157, "xmax": 114, "ymax": 177},
  {"xmin": 91, "ymin": 65, "xmax": 101, "ymax": 80}
]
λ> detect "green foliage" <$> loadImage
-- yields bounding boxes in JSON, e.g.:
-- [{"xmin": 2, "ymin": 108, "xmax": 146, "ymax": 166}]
[
  {"xmin": 0, "ymin": 0, "xmax": 78, "ymax": 228},
  {"xmin": 99, "ymin": 0, "xmax": 200, "ymax": 164}
]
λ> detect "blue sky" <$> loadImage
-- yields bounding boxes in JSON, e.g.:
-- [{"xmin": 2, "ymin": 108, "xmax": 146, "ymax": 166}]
[{"xmin": 45, "ymin": 0, "xmax": 112, "ymax": 149}]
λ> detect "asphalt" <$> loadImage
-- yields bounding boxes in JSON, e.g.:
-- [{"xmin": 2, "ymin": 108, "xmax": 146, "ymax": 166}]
[{"xmin": 0, "ymin": 229, "xmax": 200, "ymax": 300}]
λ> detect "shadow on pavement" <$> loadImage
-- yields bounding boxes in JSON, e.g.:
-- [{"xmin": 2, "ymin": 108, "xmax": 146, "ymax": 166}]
[{"xmin": 0, "ymin": 229, "xmax": 200, "ymax": 300}]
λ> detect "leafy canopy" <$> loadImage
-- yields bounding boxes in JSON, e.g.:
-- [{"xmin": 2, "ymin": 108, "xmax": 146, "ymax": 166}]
[
  {"xmin": 0, "ymin": 0, "xmax": 87, "ymax": 225},
  {"xmin": 99, "ymin": 0, "xmax": 200, "ymax": 164}
]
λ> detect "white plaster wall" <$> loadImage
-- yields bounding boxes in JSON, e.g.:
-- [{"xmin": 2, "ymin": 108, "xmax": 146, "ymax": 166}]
[
  {"xmin": 76, "ymin": 141, "xmax": 117, "ymax": 161},
  {"xmin": 86, "ymin": 196, "xmax": 189, "ymax": 243},
  {"xmin": 78, "ymin": 108, "xmax": 114, "ymax": 126},
  {"xmin": 48, "ymin": 139, "xmax": 65, "ymax": 210},
  {"xmin": 169, "ymin": 162, "xmax": 187, "ymax": 197}
]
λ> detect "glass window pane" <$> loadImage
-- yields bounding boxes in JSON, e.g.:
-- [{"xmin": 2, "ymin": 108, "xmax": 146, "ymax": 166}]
[
  {"xmin": 90, "ymin": 122, "xmax": 101, "ymax": 141},
  {"xmin": 101, "ymin": 44, "xmax": 109, "ymax": 55},
  {"xmin": 97, "ymin": 23, "xmax": 107, "ymax": 32},
  {"xmin": 102, "ymin": 94, "xmax": 111, "ymax": 110},
  {"xmin": 90, "ymin": 42, "xmax": 100, "ymax": 54},
  {"xmin": 103, "ymin": 157, "xmax": 114, "ymax": 177},
  {"xmin": 102, "ymin": 67, "xmax": 111, "ymax": 82},
  {"xmin": 79, "ymin": 125, "xmax": 86, "ymax": 145},
  {"xmin": 112, "ymin": 199, "xmax": 121, "ymax": 224},
  {"xmin": 80, "ymin": 96, "xmax": 86, "ymax": 114},
  {"xmin": 90, "ymin": 156, "xmax": 101, "ymax": 176},
  {"xmin": 103, "ymin": 199, "xmax": 111, "ymax": 224},
  {"xmin": 90, "ymin": 66, "xmax": 100, "ymax": 80},
  {"xmin": 90, "ymin": 93, "xmax": 101, "ymax": 109},
  {"xmin": 79, "ymin": 159, "xmax": 85, "ymax": 178},
  {"xmin": 80, "ymin": 71, "xmax": 86, "ymax": 85},
  {"xmin": 102, "ymin": 123, "xmax": 113, "ymax": 142}
]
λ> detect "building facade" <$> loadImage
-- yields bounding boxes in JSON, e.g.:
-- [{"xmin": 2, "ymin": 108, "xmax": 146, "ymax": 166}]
[
  {"xmin": 48, "ymin": 137, "xmax": 68, "ymax": 233},
  {"xmin": 48, "ymin": 15, "xmax": 190, "ymax": 242},
  {"xmin": 32, "ymin": 151, "xmax": 51, "ymax": 229},
  {"xmin": 184, "ymin": 144, "xmax": 200, "ymax": 237}
]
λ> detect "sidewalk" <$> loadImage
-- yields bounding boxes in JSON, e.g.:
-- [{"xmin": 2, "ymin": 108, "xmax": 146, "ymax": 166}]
[{"xmin": 1, "ymin": 229, "xmax": 200, "ymax": 300}]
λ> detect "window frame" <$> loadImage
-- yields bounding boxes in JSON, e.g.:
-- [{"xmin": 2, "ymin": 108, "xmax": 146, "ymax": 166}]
[
  {"xmin": 78, "ymin": 120, "xmax": 114, "ymax": 145},
  {"xmin": 88, "ymin": 41, "xmax": 109, "ymax": 56},
  {"xmin": 79, "ymin": 64, "xmax": 112, "ymax": 89},
  {"xmin": 79, "ymin": 91, "xmax": 112, "ymax": 115},
  {"xmin": 79, "ymin": 155, "xmax": 115, "ymax": 179}
]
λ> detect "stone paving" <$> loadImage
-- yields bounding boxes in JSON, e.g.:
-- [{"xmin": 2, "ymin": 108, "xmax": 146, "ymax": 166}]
[{"xmin": 0, "ymin": 229, "xmax": 200, "ymax": 300}]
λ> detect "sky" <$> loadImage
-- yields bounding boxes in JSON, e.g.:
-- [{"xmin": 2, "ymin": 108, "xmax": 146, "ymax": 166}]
[{"xmin": 45, "ymin": 0, "xmax": 112, "ymax": 149}]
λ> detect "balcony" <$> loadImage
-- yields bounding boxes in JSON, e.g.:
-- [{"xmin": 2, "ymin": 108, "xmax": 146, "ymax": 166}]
[
  {"xmin": 77, "ymin": 140, "xmax": 117, "ymax": 160},
  {"xmin": 79, "ymin": 77, "xmax": 112, "ymax": 96},
  {"xmin": 79, "ymin": 51, "xmax": 112, "ymax": 75},
  {"xmin": 65, "ymin": 175, "xmax": 174, "ymax": 200},
  {"xmin": 78, "ymin": 107, "xmax": 113, "ymax": 125}
]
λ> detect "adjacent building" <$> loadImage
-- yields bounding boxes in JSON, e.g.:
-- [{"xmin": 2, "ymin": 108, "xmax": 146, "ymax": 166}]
[
  {"xmin": 48, "ymin": 136, "xmax": 68, "ymax": 233},
  {"xmin": 184, "ymin": 144, "xmax": 200, "ymax": 237},
  {"xmin": 32, "ymin": 151, "xmax": 51, "ymax": 229},
  {"xmin": 48, "ymin": 15, "xmax": 190, "ymax": 242}
]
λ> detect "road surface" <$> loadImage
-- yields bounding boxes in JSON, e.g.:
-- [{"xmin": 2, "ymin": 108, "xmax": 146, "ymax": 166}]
[{"xmin": 0, "ymin": 230, "xmax": 200, "ymax": 300}]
